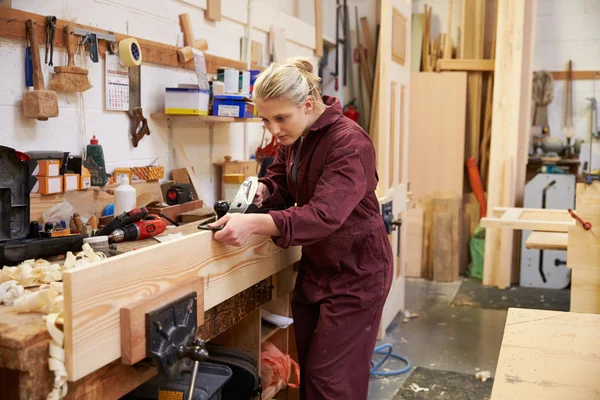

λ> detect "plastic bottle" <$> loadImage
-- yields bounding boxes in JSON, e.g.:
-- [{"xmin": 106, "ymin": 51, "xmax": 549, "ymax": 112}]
[
  {"xmin": 114, "ymin": 176, "xmax": 137, "ymax": 215},
  {"xmin": 85, "ymin": 136, "xmax": 108, "ymax": 186}
]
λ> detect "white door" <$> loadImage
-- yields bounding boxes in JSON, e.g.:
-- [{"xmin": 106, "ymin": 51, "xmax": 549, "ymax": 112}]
[{"xmin": 374, "ymin": 0, "xmax": 411, "ymax": 339}]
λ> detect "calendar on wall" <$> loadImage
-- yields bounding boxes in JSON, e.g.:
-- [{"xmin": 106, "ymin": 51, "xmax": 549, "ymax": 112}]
[{"xmin": 105, "ymin": 53, "xmax": 129, "ymax": 111}]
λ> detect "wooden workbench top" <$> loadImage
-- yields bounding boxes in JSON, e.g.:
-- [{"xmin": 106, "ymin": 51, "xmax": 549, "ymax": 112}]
[{"xmin": 491, "ymin": 308, "xmax": 600, "ymax": 399}]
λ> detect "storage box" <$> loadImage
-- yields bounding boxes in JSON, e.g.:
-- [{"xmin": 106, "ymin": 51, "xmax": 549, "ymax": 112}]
[
  {"xmin": 32, "ymin": 176, "xmax": 63, "ymax": 195},
  {"xmin": 80, "ymin": 166, "xmax": 91, "ymax": 190},
  {"xmin": 32, "ymin": 159, "xmax": 62, "ymax": 177},
  {"xmin": 113, "ymin": 167, "xmax": 133, "ymax": 185},
  {"xmin": 165, "ymin": 87, "xmax": 209, "ymax": 115},
  {"xmin": 64, "ymin": 173, "xmax": 80, "ymax": 191},
  {"xmin": 217, "ymin": 68, "xmax": 240, "ymax": 94},
  {"xmin": 213, "ymin": 95, "xmax": 255, "ymax": 118}
]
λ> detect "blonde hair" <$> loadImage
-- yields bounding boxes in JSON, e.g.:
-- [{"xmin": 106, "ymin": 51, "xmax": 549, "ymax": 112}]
[{"xmin": 253, "ymin": 57, "xmax": 324, "ymax": 110}]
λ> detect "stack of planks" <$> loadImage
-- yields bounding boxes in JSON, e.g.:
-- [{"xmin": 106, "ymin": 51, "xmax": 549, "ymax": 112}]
[
  {"xmin": 406, "ymin": 72, "xmax": 467, "ymax": 282},
  {"xmin": 406, "ymin": 1, "xmax": 500, "ymax": 281}
]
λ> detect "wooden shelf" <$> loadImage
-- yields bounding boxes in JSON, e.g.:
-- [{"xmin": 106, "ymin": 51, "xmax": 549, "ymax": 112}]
[
  {"xmin": 151, "ymin": 113, "xmax": 263, "ymax": 124},
  {"xmin": 261, "ymin": 321, "xmax": 282, "ymax": 343}
]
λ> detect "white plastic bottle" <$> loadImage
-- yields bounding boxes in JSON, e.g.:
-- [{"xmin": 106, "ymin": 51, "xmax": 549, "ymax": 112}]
[{"xmin": 114, "ymin": 176, "xmax": 137, "ymax": 215}]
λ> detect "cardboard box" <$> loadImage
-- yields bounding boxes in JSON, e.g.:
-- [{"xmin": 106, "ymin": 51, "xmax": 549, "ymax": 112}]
[
  {"xmin": 80, "ymin": 166, "xmax": 91, "ymax": 190},
  {"xmin": 64, "ymin": 173, "xmax": 80, "ymax": 191},
  {"xmin": 32, "ymin": 176, "xmax": 63, "ymax": 195},
  {"xmin": 213, "ymin": 95, "xmax": 255, "ymax": 118},
  {"xmin": 165, "ymin": 87, "xmax": 209, "ymax": 115},
  {"xmin": 32, "ymin": 159, "xmax": 62, "ymax": 177}
]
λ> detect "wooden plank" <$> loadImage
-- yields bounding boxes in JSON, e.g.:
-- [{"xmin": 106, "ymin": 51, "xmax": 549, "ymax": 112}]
[
  {"xmin": 391, "ymin": 7, "xmax": 407, "ymax": 66},
  {"xmin": 491, "ymin": 308, "xmax": 600, "ymax": 399},
  {"xmin": 411, "ymin": 14, "xmax": 424, "ymax": 71},
  {"xmin": 360, "ymin": 17, "xmax": 375, "ymax": 73},
  {"xmin": 314, "ymin": 0, "xmax": 323, "ymax": 58},
  {"xmin": 388, "ymin": 83, "xmax": 398, "ymax": 188},
  {"xmin": 481, "ymin": 207, "xmax": 573, "ymax": 232},
  {"xmin": 433, "ymin": 213, "xmax": 453, "ymax": 282},
  {"xmin": 0, "ymin": 8, "xmax": 252, "ymax": 75},
  {"xmin": 549, "ymin": 70, "xmax": 600, "ymax": 80},
  {"xmin": 206, "ymin": 0, "xmax": 222, "ymax": 22},
  {"xmin": 406, "ymin": 208, "xmax": 424, "ymax": 277},
  {"xmin": 63, "ymin": 232, "xmax": 301, "ymax": 381},
  {"xmin": 436, "ymin": 59, "xmax": 495, "ymax": 71},
  {"xmin": 484, "ymin": 0, "xmax": 538, "ymax": 288},
  {"xmin": 29, "ymin": 181, "xmax": 163, "ymax": 223},
  {"xmin": 408, "ymin": 72, "xmax": 467, "ymax": 201},
  {"xmin": 443, "ymin": 0, "xmax": 453, "ymax": 58},
  {"xmin": 525, "ymin": 231, "xmax": 568, "ymax": 250},
  {"xmin": 120, "ymin": 277, "xmax": 204, "ymax": 365},
  {"xmin": 570, "ymin": 268, "xmax": 600, "ymax": 314},
  {"xmin": 567, "ymin": 188, "xmax": 600, "ymax": 270}
]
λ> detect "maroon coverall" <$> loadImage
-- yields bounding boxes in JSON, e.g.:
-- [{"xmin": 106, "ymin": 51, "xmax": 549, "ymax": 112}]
[{"xmin": 259, "ymin": 96, "xmax": 394, "ymax": 399}]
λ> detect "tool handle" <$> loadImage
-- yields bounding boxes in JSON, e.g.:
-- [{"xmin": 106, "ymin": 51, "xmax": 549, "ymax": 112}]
[
  {"xmin": 26, "ymin": 20, "xmax": 45, "ymax": 90},
  {"xmin": 64, "ymin": 24, "xmax": 76, "ymax": 68},
  {"xmin": 131, "ymin": 108, "xmax": 150, "ymax": 147},
  {"xmin": 25, "ymin": 47, "xmax": 33, "ymax": 87}
]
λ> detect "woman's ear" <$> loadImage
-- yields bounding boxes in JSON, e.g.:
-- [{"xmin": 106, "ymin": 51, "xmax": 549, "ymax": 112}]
[{"xmin": 304, "ymin": 97, "xmax": 314, "ymax": 114}]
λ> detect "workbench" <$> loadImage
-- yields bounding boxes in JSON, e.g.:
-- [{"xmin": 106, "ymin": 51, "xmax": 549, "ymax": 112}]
[
  {"xmin": 491, "ymin": 308, "xmax": 600, "ymax": 399},
  {"xmin": 0, "ymin": 221, "xmax": 300, "ymax": 400}
]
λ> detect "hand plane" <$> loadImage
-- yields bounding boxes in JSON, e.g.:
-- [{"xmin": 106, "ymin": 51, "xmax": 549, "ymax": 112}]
[{"xmin": 198, "ymin": 177, "xmax": 268, "ymax": 231}]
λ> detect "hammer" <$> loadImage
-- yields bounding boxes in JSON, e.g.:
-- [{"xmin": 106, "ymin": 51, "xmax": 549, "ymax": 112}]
[{"xmin": 23, "ymin": 19, "xmax": 59, "ymax": 121}]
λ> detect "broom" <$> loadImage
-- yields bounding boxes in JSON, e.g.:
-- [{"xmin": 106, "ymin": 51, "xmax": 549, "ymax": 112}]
[{"xmin": 49, "ymin": 23, "xmax": 92, "ymax": 92}]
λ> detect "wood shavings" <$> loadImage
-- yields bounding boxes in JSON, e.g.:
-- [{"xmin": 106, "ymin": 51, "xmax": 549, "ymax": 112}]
[
  {"xmin": 13, "ymin": 286, "xmax": 63, "ymax": 314},
  {"xmin": 476, "ymin": 370, "xmax": 491, "ymax": 383},
  {"xmin": 0, "ymin": 280, "xmax": 25, "ymax": 306},
  {"xmin": 46, "ymin": 312, "xmax": 68, "ymax": 400},
  {"xmin": 409, "ymin": 383, "xmax": 430, "ymax": 393},
  {"xmin": 403, "ymin": 310, "xmax": 420, "ymax": 323}
]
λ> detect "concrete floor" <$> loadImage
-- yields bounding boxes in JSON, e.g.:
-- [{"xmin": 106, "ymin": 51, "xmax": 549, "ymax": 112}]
[{"xmin": 368, "ymin": 278, "xmax": 509, "ymax": 399}]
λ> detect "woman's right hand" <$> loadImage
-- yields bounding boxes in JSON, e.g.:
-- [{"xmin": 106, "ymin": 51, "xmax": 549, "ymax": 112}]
[{"xmin": 253, "ymin": 182, "xmax": 271, "ymax": 207}]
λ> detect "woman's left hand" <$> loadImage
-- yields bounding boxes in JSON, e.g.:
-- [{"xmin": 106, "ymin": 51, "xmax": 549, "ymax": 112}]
[{"xmin": 210, "ymin": 214, "xmax": 256, "ymax": 246}]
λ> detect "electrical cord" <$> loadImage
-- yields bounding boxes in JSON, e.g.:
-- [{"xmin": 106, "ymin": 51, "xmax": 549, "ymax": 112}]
[{"xmin": 370, "ymin": 344, "xmax": 411, "ymax": 376}]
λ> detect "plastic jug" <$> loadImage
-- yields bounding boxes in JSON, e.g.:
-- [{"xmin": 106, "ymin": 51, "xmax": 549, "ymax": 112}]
[{"xmin": 114, "ymin": 176, "xmax": 136, "ymax": 215}]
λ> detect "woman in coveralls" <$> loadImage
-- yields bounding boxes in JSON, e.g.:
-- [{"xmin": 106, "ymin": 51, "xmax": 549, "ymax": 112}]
[{"xmin": 209, "ymin": 57, "xmax": 394, "ymax": 399}]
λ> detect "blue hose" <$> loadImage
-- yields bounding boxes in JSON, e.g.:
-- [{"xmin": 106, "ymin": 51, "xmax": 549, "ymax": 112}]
[{"xmin": 370, "ymin": 343, "xmax": 411, "ymax": 376}]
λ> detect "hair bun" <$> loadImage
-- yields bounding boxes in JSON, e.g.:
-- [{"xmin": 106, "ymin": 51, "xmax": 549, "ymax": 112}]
[{"xmin": 288, "ymin": 57, "xmax": 314, "ymax": 75}]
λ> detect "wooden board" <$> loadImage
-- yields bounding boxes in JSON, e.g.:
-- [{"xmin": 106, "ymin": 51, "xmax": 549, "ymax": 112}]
[
  {"xmin": 525, "ymin": 231, "xmax": 568, "ymax": 251},
  {"xmin": 484, "ymin": 0, "xmax": 539, "ymax": 289},
  {"xmin": 406, "ymin": 208, "xmax": 424, "ymax": 277},
  {"xmin": 120, "ymin": 277, "xmax": 204, "ymax": 365},
  {"xmin": 570, "ymin": 268, "xmax": 600, "ymax": 314},
  {"xmin": 436, "ymin": 59, "xmax": 495, "ymax": 71},
  {"xmin": 30, "ymin": 181, "xmax": 164, "ymax": 223},
  {"xmin": 391, "ymin": 7, "xmax": 407, "ymax": 66},
  {"xmin": 214, "ymin": 160, "xmax": 258, "ymax": 199},
  {"xmin": 567, "ymin": 195, "xmax": 600, "ymax": 270},
  {"xmin": 491, "ymin": 308, "xmax": 600, "ymax": 399},
  {"xmin": 313, "ymin": 0, "xmax": 323, "ymax": 58},
  {"xmin": 205, "ymin": 0, "xmax": 222, "ymax": 22},
  {"xmin": 408, "ymin": 72, "xmax": 467, "ymax": 201},
  {"xmin": 431, "ymin": 197, "xmax": 461, "ymax": 282},
  {"xmin": 481, "ymin": 207, "xmax": 573, "ymax": 232},
  {"xmin": 63, "ymin": 233, "xmax": 301, "ymax": 381},
  {"xmin": 0, "ymin": 8, "xmax": 253, "ymax": 75}
]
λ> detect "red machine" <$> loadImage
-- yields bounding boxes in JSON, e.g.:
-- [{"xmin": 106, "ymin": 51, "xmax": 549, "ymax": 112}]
[{"xmin": 108, "ymin": 215, "xmax": 167, "ymax": 243}]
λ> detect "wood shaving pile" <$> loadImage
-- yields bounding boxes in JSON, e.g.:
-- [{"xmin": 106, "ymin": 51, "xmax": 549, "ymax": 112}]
[{"xmin": 0, "ymin": 243, "xmax": 106, "ymax": 400}]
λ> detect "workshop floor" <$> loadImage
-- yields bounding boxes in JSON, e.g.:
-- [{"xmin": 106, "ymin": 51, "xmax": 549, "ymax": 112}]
[{"xmin": 367, "ymin": 278, "xmax": 509, "ymax": 399}]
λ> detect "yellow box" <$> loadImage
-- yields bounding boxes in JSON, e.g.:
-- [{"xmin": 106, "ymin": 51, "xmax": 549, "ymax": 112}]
[
  {"xmin": 33, "ymin": 159, "xmax": 62, "ymax": 177},
  {"xmin": 32, "ymin": 176, "xmax": 63, "ymax": 195},
  {"xmin": 80, "ymin": 167, "xmax": 91, "ymax": 190},
  {"xmin": 64, "ymin": 173, "xmax": 80, "ymax": 191},
  {"xmin": 113, "ymin": 168, "xmax": 133, "ymax": 185}
]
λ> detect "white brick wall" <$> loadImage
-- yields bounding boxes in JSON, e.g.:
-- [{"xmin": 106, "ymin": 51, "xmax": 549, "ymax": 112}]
[
  {"xmin": 1, "ymin": 0, "xmax": 325, "ymax": 206},
  {"xmin": 411, "ymin": 0, "xmax": 600, "ymax": 143}
]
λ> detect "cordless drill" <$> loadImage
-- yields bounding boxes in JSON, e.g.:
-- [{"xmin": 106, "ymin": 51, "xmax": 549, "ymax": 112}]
[{"xmin": 108, "ymin": 215, "xmax": 167, "ymax": 243}]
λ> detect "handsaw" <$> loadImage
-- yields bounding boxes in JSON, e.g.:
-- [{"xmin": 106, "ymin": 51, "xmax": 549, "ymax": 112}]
[{"xmin": 129, "ymin": 65, "xmax": 150, "ymax": 147}]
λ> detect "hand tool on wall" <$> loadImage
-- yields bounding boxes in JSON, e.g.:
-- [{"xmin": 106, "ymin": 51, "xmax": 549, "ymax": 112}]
[
  {"xmin": 129, "ymin": 65, "xmax": 150, "ymax": 147},
  {"xmin": 22, "ymin": 19, "xmax": 59, "ymax": 121},
  {"xmin": 25, "ymin": 31, "xmax": 33, "ymax": 87},
  {"xmin": 49, "ymin": 23, "xmax": 92, "ymax": 92},
  {"xmin": 72, "ymin": 27, "xmax": 116, "ymax": 63},
  {"xmin": 44, "ymin": 15, "xmax": 56, "ymax": 66},
  {"xmin": 107, "ymin": 215, "xmax": 167, "ymax": 243}
]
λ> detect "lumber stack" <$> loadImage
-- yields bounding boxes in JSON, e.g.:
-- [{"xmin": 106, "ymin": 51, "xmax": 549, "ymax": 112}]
[{"xmin": 406, "ymin": 2, "xmax": 500, "ymax": 282}]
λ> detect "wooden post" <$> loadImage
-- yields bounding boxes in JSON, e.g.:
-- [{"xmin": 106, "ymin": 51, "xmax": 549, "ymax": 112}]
[
  {"xmin": 483, "ymin": 0, "xmax": 537, "ymax": 289},
  {"xmin": 314, "ymin": 0, "xmax": 323, "ymax": 58}
]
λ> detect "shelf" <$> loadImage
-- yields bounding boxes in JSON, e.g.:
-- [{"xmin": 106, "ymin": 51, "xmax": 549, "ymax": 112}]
[
  {"xmin": 261, "ymin": 321, "xmax": 281, "ymax": 343},
  {"xmin": 151, "ymin": 113, "xmax": 263, "ymax": 124}
]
